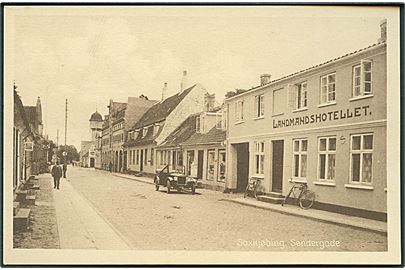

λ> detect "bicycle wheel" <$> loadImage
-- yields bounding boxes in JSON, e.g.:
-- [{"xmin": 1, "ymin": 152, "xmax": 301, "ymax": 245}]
[
  {"xmin": 299, "ymin": 190, "xmax": 315, "ymax": 209},
  {"xmin": 281, "ymin": 187, "xmax": 293, "ymax": 206},
  {"xmin": 244, "ymin": 184, "xmax": 251, "ymax": 198}
]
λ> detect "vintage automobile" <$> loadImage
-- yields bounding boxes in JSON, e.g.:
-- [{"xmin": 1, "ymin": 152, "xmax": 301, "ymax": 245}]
[{"xmin": 154, "ymin": 165, "xmax": 198, "ymax": 194}]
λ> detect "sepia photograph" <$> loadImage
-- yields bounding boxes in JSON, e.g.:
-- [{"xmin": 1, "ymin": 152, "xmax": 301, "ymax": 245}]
[{"xmin": 2, "ymin": 3, "xmax": 402, "ymax": 266}]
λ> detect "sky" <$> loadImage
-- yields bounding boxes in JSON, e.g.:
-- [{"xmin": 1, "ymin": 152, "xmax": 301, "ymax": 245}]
[{"xmin": 9, "ymin": 6, "xmax": 386, "ymax": 149}]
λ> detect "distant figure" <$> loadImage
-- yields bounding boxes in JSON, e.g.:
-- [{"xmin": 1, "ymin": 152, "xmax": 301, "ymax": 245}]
[
  {"xmin": 109, "ymin": 161, "xmax": 113, "ymax": 173},
  {"xmin": 62, "ymin": 163, "xmax": 67, "ymax": 178},
  {"xmin": 51, "ymin": 161, "xmax": 62, "ymax": 190}
]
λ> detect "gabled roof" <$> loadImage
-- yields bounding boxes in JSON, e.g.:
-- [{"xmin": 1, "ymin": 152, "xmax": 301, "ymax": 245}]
[
  {"xmin": 157, "ymin": 114, "xmax": 198, "ymax": 149},
  {"xmin": 133, "ymin": 84, "xmax": 196, "ymax": 129},
  {"xmin": 181, "ymin": 125, "xmax": 226, "ymax": 146},
  {"xmin": 226, "ymin": 41, "xmax": 386, "ymax": 101}
]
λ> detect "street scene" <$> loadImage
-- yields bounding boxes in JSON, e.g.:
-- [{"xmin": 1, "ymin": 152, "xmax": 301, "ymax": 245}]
[{"xmin": 6, "ymin": 4, "xmax": 400, "ymax": 266}]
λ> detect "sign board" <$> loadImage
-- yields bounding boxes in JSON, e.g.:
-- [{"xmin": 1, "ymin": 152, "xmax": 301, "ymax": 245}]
[
  {"xmin": 62, "ymin": 151, "xmax": 68, "ymax": 156},
  {"xmin": 24, "ymin": 141, "xmax": 34, "ymax": 151}
]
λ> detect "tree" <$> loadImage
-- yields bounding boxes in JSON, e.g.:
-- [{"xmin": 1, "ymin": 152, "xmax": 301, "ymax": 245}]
[{"xmin": 57, "ymin": 145, "xmax": 80, "ymax": 164}]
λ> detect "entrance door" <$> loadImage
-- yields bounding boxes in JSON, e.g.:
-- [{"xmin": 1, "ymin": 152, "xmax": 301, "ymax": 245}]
[
  {"xmin": 235, "ymin": 143, "xmax": 249, "ymax": 192},
  {"xmin": 140, "ymin": 150, "xmax": 144, "ymax": 171},
  {"xmin": 197, "ymin": 150, "xmax": 204, "ymax": 179},
  {"xmin": 123, "ymin": 151, "xmax": 127, "ymax": 172},
  {"xmin": 272, "ymin": 140, "xmax": 284, "ymax": 192},
  {"xmin": 90, "ymin": 158, "xmax": 95, "ymax": 167}
]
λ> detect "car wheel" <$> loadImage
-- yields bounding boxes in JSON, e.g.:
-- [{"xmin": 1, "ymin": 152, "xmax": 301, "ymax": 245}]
[
  {"xmin": 154, "ymin": 177, "xmax": 159, "ymax": 191},
  {"xmin": 167, "ymin": 180, "xmax": 171, "ymax": 194}
]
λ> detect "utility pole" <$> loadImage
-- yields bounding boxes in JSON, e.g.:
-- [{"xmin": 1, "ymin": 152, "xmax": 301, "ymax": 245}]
[
  {"xmin": 56, "ymin": 128, "xmax": 59, "ymax": 147},
  {"xmin": 64, "ymin": 99, "xmax": 68, "ymax": 165}
]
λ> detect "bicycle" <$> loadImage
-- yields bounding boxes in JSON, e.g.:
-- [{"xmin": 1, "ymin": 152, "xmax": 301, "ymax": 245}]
[
  {"xmin": 281, "ymin": 181, "xmax": 315, "ymax": 209},
  {"xmin": 244, "ymin": 177, "xmax": 265, "ymax": 199}
]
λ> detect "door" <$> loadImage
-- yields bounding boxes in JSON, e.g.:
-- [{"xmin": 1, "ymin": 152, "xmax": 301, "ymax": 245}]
[
  {"xmin": 235, "ymin": 143, "xmax": 249, "ymax": 192},
  {"xmin": 140, "ymin": 150, "xmax": 144, "ymax": 171},
  {"xmin": 197, "ymin": 150, "xmax": 204, "ymax": 179},
  {"xmin": 272, "ymin": 140, "xmax": 284, "ymax": 192},
  {"xmin": 90, "ymin": 158, "xmax": 95, "ymax": 167}
]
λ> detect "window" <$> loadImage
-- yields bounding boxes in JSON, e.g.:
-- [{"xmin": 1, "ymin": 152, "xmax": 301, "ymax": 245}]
[
  {"xmin": 153, "ymin": 125, "xmax": 159, "ymax": 136},
  {"xmin": 235, "ymin": 101, "xmax": 244, "ymax": 122},
  {"xmin": 142, "ymin": 128, "xmax": 148, "ymax": 137},
  {"xmin": 318, "ymin": 137, "xmax": 336, "ymax": 181},
  {"xmin": 216, "ymin": 113, "xmax": 222, "ymax": 129},
  {"xmin": 150, "ymin": 148, "xmax": 154, "ymax": 165},
  {"xmin": 352, "ymin": 60, "xmax": 372, "ymax": 97},
  {"xmin": 350, "ymin": 134, "xmax": 373, "ymax": 184},
  {"xmin": 254, "ymin": 141, "xmax": 265, "ymax": 175},
  {"xmin": 222, "ymin": 108, "xmax": 227, "ymax": 130},
  {"xmin": 218, "ymin": 150, "xmax": 226, "ymax": 182},
  {"xmin": 196, "ymin": 116, "xmax": 201, "ymax": 133},
  {"xmin": 136, "ymin": 150, "xmax": 139, "ymax": 165},
  {"xmin": 293, "ymin": 139, "xmax": 308, "ymax": 179},
  {"xmin": 320, "ymin": 73, "xmax": 336, "ymax": 104},
  {"xmin": 207, "ymin": 150, "xmax": 215, "ymax": 181},
  {"xmin": 144, "ymin": 149, "xmax": 148, "ymax": 165},
  {"xmin": 255, "ymin": 94, "xmax": 264, "ymax": 118},
  {"xmin": 296, "ymin": 82, "xmax": 308, "ymax": 109}
]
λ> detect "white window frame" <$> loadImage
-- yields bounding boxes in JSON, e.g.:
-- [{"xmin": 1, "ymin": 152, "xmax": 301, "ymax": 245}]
[
  {"xmin": 292, "ymin": 139, "xmax": 308, "ymax": 180},
  {"xmin": 255, "ymin": 94, "xmax": 264, "ymax": 118},
  {"xmin": 349, "ymin": 133, "xmax": 374, "ymax": 185},
  {"xmin": 296, "ymin": 82, "xmax": 308, "ymax": 110},
  {"xmin": 254, "ymin": 141, "xmax": 265, "ymax": 176},
  {"xmin": 235, "ymin": 100, "xmax": 244, "ymax": 122},
  {"xmin": 142, "ymin": 127, "xmax": 148, "ymax": 138},
  {"xmin": 352, "ymin": 60, "xmax": 373, "ymax": 98},
  {"xmin": 317, "ymin": 136, "xmax": 337, "ymax": 182},
  {"xmin": 320, "ymin": 73, "xmax": 336, "ymax": 104}
]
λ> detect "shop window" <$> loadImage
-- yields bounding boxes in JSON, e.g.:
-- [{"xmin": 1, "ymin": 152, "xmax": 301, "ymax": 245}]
[
  {"xmin": 218, "ymin": 150, "xmax": 226, "ymax": 182},
  {"xmin": 320, "ymin": 73, "xmax": 336, "ymax": 104},
  {"xmin": 293, "ymin": 139, "xmax": 308, "ymax": 179},
  {"xmin": 352, "ymin": 60, "xmax": 372, "ymax": 97},
  {"xmin": 254, "ymin": 141, "xmax": 265, "ymax": 175},
  {"xmin": 207, "ymin": 150, "xmax": 215, "ymax": 181},
  {"xmin": 255, "ymin": 94, "xmax": 264, "ymax": 118},
  {"xmin": 350, "ymin": 134, "xmax": 373, "ymax": 184},
  {"xmin": 318, "ymin": 137, "xmax": 336, "ymax": 181},
  {"xmin": 296, "ymin": 82, "xmax": 308, "ymax": 109},
  {"xmin": 235, "ymin": 100, "xmax": 244, "ymax": 122}
]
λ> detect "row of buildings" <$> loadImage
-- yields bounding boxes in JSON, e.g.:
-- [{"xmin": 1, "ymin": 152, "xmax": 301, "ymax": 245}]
[
  {"xmin": 81, "ymin": 20, "xmax": 387, "ymax": 219},
  {"xmin": 13, "ymin": 85, "xmax": 48, "ymax": 190}
]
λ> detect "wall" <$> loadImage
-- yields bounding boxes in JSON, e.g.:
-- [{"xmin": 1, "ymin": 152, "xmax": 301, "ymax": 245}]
[{"xmin": 225, "ymin": 44, "xmax": 387, "ymax": 213}]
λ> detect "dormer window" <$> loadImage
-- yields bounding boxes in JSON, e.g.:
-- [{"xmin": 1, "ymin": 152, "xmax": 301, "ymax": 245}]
[
  {"xmin": 153, "ymin": 124, "xmax": 160, "ymax": 136},
  {"xmin": 134, "ymin": 129, "xmax": 140, "ymax": 139},
  {"xmin": 142, "ymin": 127, "xmax": 148, "ymax": 137}
]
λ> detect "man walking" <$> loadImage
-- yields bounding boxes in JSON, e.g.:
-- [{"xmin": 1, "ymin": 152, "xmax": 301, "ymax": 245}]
[
  {"xmin": 51, "ymin": 161, "xmax": 62, "ymax": 189},
  {"xmin": 62, "ymin": 163, "xmax": 67, "ymax": 178}
]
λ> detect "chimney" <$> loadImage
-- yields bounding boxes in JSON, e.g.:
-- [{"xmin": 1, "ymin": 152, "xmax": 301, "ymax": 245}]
[
  {"xmin": 180, "ymin": 70, "xmax": 188, "ymax": 92},
  {"xmin": 260, "ymin": 74, "xmax": 271, "ymax": 86},
  {"xmin": 161, "ymin": 82, "xmax": 168, "ymax": 101},
  {"xmin": 204, "ymin": 93, "xmax": 215, "ymax": 112},
  {"xmin": 378, "ymin": 19, "xmax": 387, "ymax": 43}
]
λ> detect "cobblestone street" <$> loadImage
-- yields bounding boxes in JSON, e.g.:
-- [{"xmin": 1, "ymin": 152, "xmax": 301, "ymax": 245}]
[{"xmin": 65, "ymin": 166, "xmax": 387, "ymax": 251}]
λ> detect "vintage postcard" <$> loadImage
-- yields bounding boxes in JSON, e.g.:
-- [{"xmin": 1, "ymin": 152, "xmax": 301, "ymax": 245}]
[{"xmin": 2, "ymin": 4, "xmax": 402, "ymax": 266}]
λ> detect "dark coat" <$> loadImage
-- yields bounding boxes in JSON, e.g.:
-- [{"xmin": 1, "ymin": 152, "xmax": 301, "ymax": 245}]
[{"xmin": 52, "ymin": 165, "xmax": 62, "ymax": 179}]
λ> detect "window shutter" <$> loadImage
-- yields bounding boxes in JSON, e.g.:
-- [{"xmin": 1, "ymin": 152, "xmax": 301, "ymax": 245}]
[{"xmin": 287, "ymin": 84, "xmax": 296, "ymax": 109}]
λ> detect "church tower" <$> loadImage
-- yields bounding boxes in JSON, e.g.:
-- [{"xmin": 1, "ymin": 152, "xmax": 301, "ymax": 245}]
[{"xmin": 89, "ymin": 110, "xmax": 103, "ymax": 142}]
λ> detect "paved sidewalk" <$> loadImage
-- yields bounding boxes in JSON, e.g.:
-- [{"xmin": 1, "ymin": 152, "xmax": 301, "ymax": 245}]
[
  {"xmin": 226, "ymin": 197, "xmax": 387, "ymax": 234},
  {"xmin": 52, "ymin": 177, "xmax": 131, "ymax": 249}
]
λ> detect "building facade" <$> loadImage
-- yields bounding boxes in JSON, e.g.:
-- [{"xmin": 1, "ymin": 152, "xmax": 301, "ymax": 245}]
[
  {"xmin": 225, "ymin": 29, "xmax": 387, "ymax": 218},
  {"xmin": 100, "ymin": 97, "xmax": 157, "ymax": 172},
  {"xmin": 80, "ymin": 111, "xmax": 103, "ymax": 168},
  {"xmin": 124, "ymin": 83, "xmax": 208, "ymax": 176}
]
